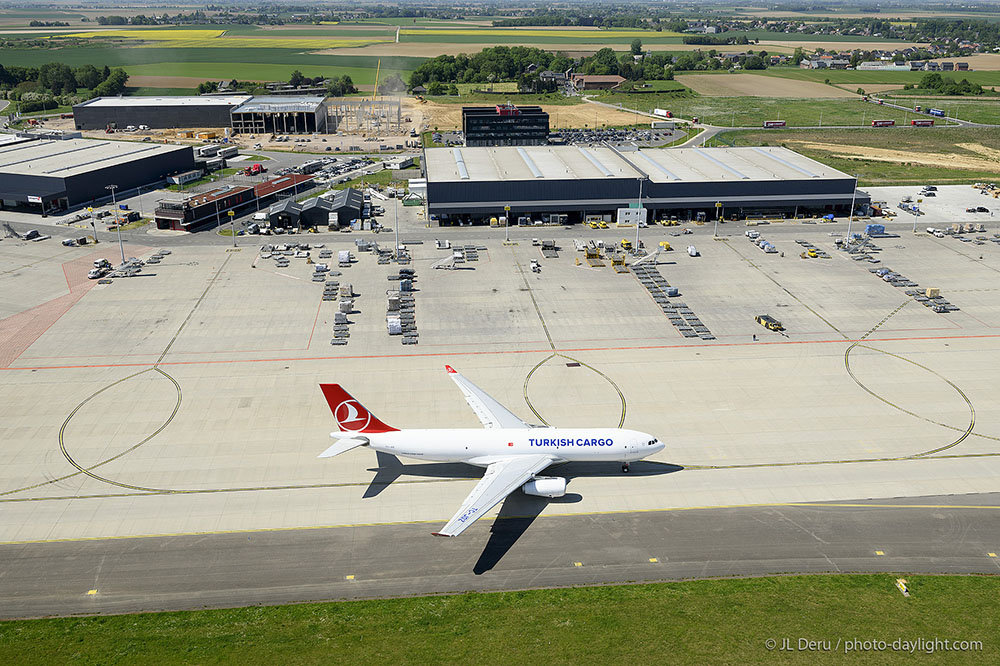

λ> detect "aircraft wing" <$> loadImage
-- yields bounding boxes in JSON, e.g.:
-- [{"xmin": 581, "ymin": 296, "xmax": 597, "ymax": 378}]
[
  {"xmin": 445, "ymin": 365, "xmax": 532, "ymax": 429},
  {"xmin": 432, "ymin": 454, "xmax": 554, "ymax": 537}
]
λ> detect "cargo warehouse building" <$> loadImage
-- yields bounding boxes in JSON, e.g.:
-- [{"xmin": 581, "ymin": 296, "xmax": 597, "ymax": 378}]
[
  {"xmin": 73, "ymin": 96, "xmax": 251, "ymax": 131},
  {"xmin": 0, "ymin": 137, "xmax": 194, "ymax": 214},
  {"xmin": 423, "ymin": 145, "xmax": 868, "ymax": 223},
  {"xmin": 74, "ymin": 95, "xmax": 327, "ymax": 134},
  {"xmin": 462, "ymin": 104, "xmax": 549, "ymax": 147}
]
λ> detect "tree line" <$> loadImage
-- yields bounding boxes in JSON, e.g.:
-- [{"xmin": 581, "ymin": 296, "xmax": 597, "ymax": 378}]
[
  {"xmin": 195, "ymin": 71, "xmax": 359, "ymax": 97},
  {"xmin": 408, "ymin": 43, "xmax": 771, "ymax": 92},
  {"xmin": 0, "ymin": 62, "xmax": 128, "ymax": 112}
]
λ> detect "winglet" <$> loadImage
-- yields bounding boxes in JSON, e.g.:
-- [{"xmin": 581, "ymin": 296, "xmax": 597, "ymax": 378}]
[
  {"xmin": 431, "ymin": 532, "xmax": 454, "ymax": 537},
  {"xmin": 445, "ymin": 365, "xmax": 457, "ymax": 374}
]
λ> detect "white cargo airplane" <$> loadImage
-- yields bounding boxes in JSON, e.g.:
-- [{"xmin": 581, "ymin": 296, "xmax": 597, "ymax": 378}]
[{"xmin": 319, "ymin": 365, "xmax": 664, "ymax": 537}]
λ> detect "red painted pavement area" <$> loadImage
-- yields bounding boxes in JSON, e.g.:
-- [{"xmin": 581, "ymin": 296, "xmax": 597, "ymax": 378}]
[{"xmin": 0, "ymin": 246, "xmax": 149, "ymax": 369}]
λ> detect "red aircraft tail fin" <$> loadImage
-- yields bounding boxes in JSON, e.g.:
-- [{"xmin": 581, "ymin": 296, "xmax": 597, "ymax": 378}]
[{"xmin": 320, "ymin": 384, "xmax": 398, "ymax": 433}]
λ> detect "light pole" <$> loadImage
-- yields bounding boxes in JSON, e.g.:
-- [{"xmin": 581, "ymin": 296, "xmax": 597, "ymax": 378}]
[
  {"xmin": 394, "ymin": 196, "xmax": 399, "ymax": 259},
  {"xmin": 135, "ymin": 184, "xmax": 144, "ymax": 220},
  {"xmin": 504, "ymin": 204, "xmax": 511, "ymax": 242},
  {"xmin": 106, "ymin": 184, "xmax": 124, "ymax": 264},
  {"xmin": 846, "ymin": 174, "xmax": 859, "ymax": 240},
  {"xmin": 636, "ymin": 178, "xmax": 644, "ymax": 247},
  {"xmin": 714, "ymin": 201, "xmax": 722, "ymax": 237},
  {"xmin": 88, "ymin": 206, "xmax": 98, "ymax": 244},
  {"xmin": 228, "ymin": 210, "xmax": 236, "ymax": 247},
  {"xmin": 913, "ymin": 198, "xmax": 922, "ymax": 234}
]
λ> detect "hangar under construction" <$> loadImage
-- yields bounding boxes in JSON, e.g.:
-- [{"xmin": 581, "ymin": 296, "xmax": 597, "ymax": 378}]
[{"xmin": 230, "ymin": 96, "xmax": 328, "ymax": 135}]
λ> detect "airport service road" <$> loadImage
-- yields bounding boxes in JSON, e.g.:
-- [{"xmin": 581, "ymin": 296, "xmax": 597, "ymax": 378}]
[{"xmin": 2, "ymin": 493, "xmax": 999, "ymax": 619}]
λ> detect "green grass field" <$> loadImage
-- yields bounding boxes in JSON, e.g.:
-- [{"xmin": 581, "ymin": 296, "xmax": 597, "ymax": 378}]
[
  {"xmin": 0, "ymin": 47, "xmax": 423, "ymax": 86},
  {"xmin": 126, "ymin": 86, "xmax": 195, "ymax": 96},
  {"xmin": 717, "ymin": 126, "xmax": 1000, "ymax": 185},
  {"xmin": 0, "ymin": 575, "xmax": 997, "ymax": 665},
  {"xmin": 332, "ymin": 169, "xmax": 404, "ymax": 190},
  {"xmin": 867, "ymin": 96, "xmax": 1000, "ymax": 124},
  {"xmin": 762, "ymin": 66, "xmax": 1000, "ymax": 88},
  {"xmin": 596, "ymin": 93, "xmax": 959, "ymax": 127}
]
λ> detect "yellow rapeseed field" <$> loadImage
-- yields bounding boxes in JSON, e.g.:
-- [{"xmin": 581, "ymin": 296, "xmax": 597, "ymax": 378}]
[
  {"xmin": 65, "ymin": 29, "xmax": 227, "ymax": 40},
  {"xmin": 60, "ymin": 29, "xmax": 387, "ymax": 49}
]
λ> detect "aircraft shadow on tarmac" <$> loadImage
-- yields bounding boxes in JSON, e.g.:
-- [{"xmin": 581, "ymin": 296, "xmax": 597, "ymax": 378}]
[
  {"xmin": 363, "ymin": 452, "xmax": 683, "ymax": 499},
  {"xmin": 363, "ymin": 452, "xmax": 683, "ymax": 574}
]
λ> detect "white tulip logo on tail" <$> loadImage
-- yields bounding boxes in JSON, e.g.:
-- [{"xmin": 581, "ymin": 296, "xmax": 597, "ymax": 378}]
[{"xmin": 335, "ymin": 400, "xmax": 371, "ymax": 432}]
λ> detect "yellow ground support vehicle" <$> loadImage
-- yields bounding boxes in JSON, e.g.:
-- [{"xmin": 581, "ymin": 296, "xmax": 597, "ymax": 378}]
[
  {"xmin": 621, "ymin": 238, "xmax": 633, "ymax": 251},
  {"xmin": 659, "ymin": 241, "xmax": 672, "ymax": 251},
  {"xmin": 755, "ymin": 314, "xmax": 784, "ymax": 331},
  {"xmin": 588, "ymin": 221, "xmax": 600, "ymax": 229},
  {"xmin": 598, "ymin": 221, "xmax": 609, "ymax": 229},
  {"xmin": 807, "ymin": 248, "xmax": 818, "ymax": 258}
]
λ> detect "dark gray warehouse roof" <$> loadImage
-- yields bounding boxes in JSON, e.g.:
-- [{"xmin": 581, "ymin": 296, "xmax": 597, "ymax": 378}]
[
  {"xmin": 0, "ymin": 138, "xmax": 193, "ymax": 179},
  {"xmin": 324, "ymin": 187, "xmax": 364, "ymax": 211}
]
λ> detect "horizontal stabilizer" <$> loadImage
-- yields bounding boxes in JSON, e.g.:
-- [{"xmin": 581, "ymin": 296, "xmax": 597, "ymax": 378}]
[{"xmin": 318, "ymin": 436, "xmax": 368, "ymax": 458}]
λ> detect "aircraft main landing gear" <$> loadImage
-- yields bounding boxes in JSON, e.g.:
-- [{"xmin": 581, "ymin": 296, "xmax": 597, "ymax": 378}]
[{"xmin": 622, "ymin": 463, "xmax": 630, "ymax": 473}]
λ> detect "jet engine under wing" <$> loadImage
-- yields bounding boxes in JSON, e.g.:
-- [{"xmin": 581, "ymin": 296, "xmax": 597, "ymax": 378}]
[
  {"xmin": 445, "ymin": 365, "xmax": 532, "ymax": 429},
  {"xmin": 432, "ymin": 454, "xmax": 555, "ymax": 537}
]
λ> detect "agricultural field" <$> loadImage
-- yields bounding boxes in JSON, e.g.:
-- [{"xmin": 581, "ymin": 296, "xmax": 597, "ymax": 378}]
[
  {"xmin": 347, "ymin": 17, "xmax": 497, "ymax": 27},
  {"xmin": 0, "ymin": 9, "xmax": 86, "ymax": 26},
  {"xmin": 677, "ymin": 73, "xmax": 857, "ymax": 97},
  {"xmin": 61, "ymin": 27, "xmax": 389, "ymax": 50},
  {"xmin": 399, "ymin": 27, "xmax": 688, "ymax": 45},
  {"xmin": 716, "ymin": 126, "xmax": 1000, "ymax": 186},
  {"xmin": 0, "ymin": 44, "xmax": 422, "ymax": 88},
  {"xmin": 638, "ymin": 80, "xmax": 690, "ymax": 92}
]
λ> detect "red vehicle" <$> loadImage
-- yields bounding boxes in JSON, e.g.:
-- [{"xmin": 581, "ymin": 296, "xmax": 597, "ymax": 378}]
[
  {"xmin": 763, "ymin": 120, "xmax": 787, "ymax": 128},
  {"xmin": 871, "ymin": 120, "xmax": 895, "ymax": 127},
  {"xmin": 242, "ymin": 163, "xmax": 267, "ymax": 176},
  {"xmin": 911, "ymin": 119, "xmax": 934, "ymax": 127}
]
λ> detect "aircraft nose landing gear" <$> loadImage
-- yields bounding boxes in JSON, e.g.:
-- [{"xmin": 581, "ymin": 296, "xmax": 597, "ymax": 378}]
[{"xmin": 622, "ymin": 463, "xmax": 630, "ymax": 473}]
